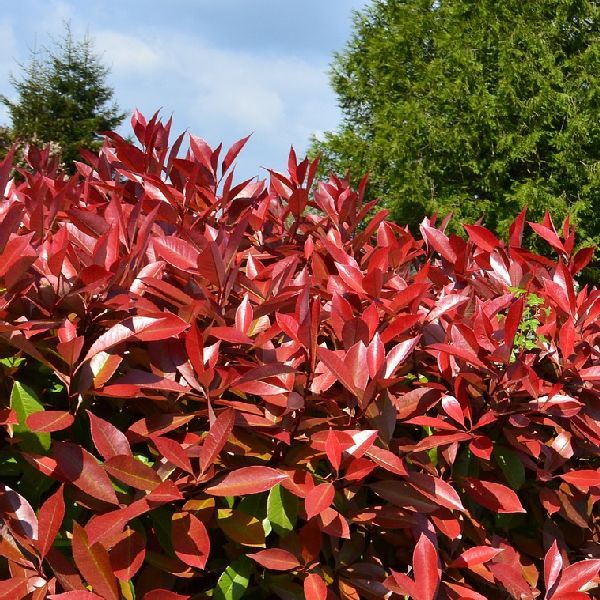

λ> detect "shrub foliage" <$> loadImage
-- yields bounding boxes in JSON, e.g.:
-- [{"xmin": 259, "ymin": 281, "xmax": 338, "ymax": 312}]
[{"xmin": 0, "ymin": 113, "xmax": 598, "ymax": 599}]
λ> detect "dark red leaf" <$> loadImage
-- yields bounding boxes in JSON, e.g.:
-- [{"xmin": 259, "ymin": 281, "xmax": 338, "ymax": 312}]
[
  {"xmin": 305, "ymin": 482, "xmax": 335, "ymax": 520},
  {"xmin": 26, "ymin": 411, "xmax": 74, "ymax": 433},
  {"xmin": 87, "ymin": 411, "xmax": 132, "ymax": 460},
  {"xmin": 205, "ymin": 466, "xmax": 287, "ymax": 496},
  {"xmin": 171, "ymin": 512, "xmax": 210, "ymax": 569},
  {"xmin": 104, "ymin": 455, "xmax": 162, "ymax": 491},
  {"xmin": 199, "ymin": 408, "xmax": 235, "ymax": 473},
  {"xmin": 36, "ymin": 484, "xmax": 65, "ymax": 557},
  {"xmin": 248, "ymin": 548, "xmax": 300, "ymax": 571},
  {"xmin": 110, "ymin": 528, "xmax": 146, "ymax": 581},
  {"xmin": 462, "ymin": 478, "xmax": 526, "ymax": 514},
  {"xmin": 72, "ymin": 523, "xmax": 119, "ymax": 600},
  {"xmin": 54, "ymin": 442, "xmax": 119, "ymax": 505}
]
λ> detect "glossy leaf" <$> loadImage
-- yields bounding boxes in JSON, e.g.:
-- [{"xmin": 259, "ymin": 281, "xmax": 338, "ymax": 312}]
[
  {"xmin": 36, "ymin": 484, "xmax": 65, "ymax": 557},
  {"xmin": 87, "ymin": 411, "xmax": 132, "ymax": 460},
  {"xmin": 248, "ymin": 548, "xmax": 300, "ymax": 571},
  {"xmin": 72, "ymin": 523, "xmax": 119, "ymax": 600},
  {"xmin": 172, "ymin": 512, "xmax": 210, "ymax": 569},
  {"xmin": 199, "ymin": 408, "xmax": 235, "ymax": 473},
  {"xmin": 462, "ymin": 478, "xmax": 526, "ymax": 514},
  {"xmin": 26, "ymin": 410, "xmax": 74, "ymax": 433},
  {"xmin": 213, "ymin": 556, "xmax": 252, "ymax": 600},
  {"xmin": 267, "ymin": 484, "xmax": 298, "ymax": 537},
  {"xmin": 104, "ymin": 455, "xmax": 162, "ymax": 491},
  {"xmin": 54, "ymin": 442, "xmax": 119, "ymax": 505},
  {"xmin": 205, "ymin": 466, "xmax": 287, "ymax": 496},
  {"xmin": 305, "ymin": 482, "xmax": 335, "ymax": 520}
]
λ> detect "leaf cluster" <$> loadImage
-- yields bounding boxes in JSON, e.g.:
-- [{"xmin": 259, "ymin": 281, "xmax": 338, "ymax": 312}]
[{"xmin": 0, "ymin": 113, "xmax": 598, "ymax": 599}]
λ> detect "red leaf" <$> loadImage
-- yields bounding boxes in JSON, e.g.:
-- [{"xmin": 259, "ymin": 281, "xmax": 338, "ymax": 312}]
[
  {"xmin": 36, "ymin": 484, "xmax": 65, "ymax": 557},
  {"xmin": 0, "ymin": 482, "xmax": 38, "ymax": 540},
  {"xmin": 235, "ymin": 293, "xmax": 253, "ymax": 334},
  {"xmin": 222, "ymin": 134, "xmax": 252, "ymax": 175},
  {"xmin": 420, "ymin": 222, "xmax": 457, "ymax": 262},
  {"xmin": 104, "ymin": 455, "xmax": 162, "ymax": 491},
  {"xmin": 464, "ymin": 224, "xmax": 501, "ymax": 252},
  {"xmin": 87, "ymin": 411, "xmax": 132, "ymax": 460},
  {"xmin": 0, "ymin": 577, "xmax": 28, "ymax": 598},
  {"xmin": 413, "ymin": 533, "xmax": 441, "ymax": 600},
  {"xmin": 462, "ymin": 478, "xmax": 526, "ymax": 514},
  {"xmin": 325, "ymin": 428, "xmax": 343, "ymax": 473},
  {"xmin": 553, "ymin": 559, "xmax": 600, "ymax": 595},
  {"xmin": 153, "ymin": 435, "xmax": 194, "ymax": 474},
  {"xmin": 544, "ymin": 541, "xmax": 563, "ymax": 596},
  {"xmin": 84, "ymin": 314, "xmax": 189, "ymax": 361},
  {"xmin": 317, "ymin": 347, "xmax": 357, "ymax": 395},
  {"xmin": 386, "ymin": 572, "xmax": 417, "ymax": 597},
  {"xmin": 441, "ymin": 395, "xmax": 465, "ymax": 427},
  {"xmin": 509, "ymin": 207, "xmax": 527, "ymax": 248},
  {"xmin": 367, "ymin": 332, "xmax": 385, "ymax": 377},
  {"xmin": 143, "ymin": 592, "xmax": 190, "ymax": 600},
  {"xmin": 49, "ymin": 593, "xmax": 104, "ymax": 600},
  {"xmin": 558, "ymin": 469, "xmax": 600, "ymax": 491},
  {"xmin": 469, "ymin": 435, "xmax": 494, "ymax": 460},
  {"xmin": 54, "ymin": 442, "xmax": 119, "ymax": 505},
  {"xmin": 199, "ymin": 408, "xmax": 235, "ymax": 473},
  {"xmin": 529, "ymin": 221, "xmax": 565, "ymax": 253},
  {"xmin": 26, "ymin": 411, "xmax": 74, "ymax": 433},
  {"xmin": 248, "ymin": 548, "xmax": 300, "ymax": 571},
  {"xmin": 205, "ymin": 466, "xmax": 287, "ymax": 496},
  {"xmin": 110, "ymin": 528, "xmax": 146, "ymax": 581},
  {"xmin": 304, "ymin": 573, "xmax": 328, "ymax": 600},
  {"xmin": 450, "ymin": 546, "xmax": 503, "ymax": 568},
  {"xmin": 408, "ymin": 473, "xmax": 464, "ymax": 512},
  {"xmin": 209, "ymin": 326, "xmax": 252, "ymax": 345},
  {"xmin": 370, "ymin": 481, "xmax": 439, "ymax": 512},
  {"xmin": 72, "ymin": 523, "xmax": 119, "ymax": 600},
  {"xmin": 365, "ymin": 446, "xmax": 407, "ymax": 476},
  {"xmin": 383, "ymin": 336, "xmax": 420, "ymax": 378},
  {"xmin": 305, "ymin": 483, "xmax": 335, "ymax": 520},
  {"xmin": 171, "ymin": 512, "xmax": 210, "ymax": 569}
]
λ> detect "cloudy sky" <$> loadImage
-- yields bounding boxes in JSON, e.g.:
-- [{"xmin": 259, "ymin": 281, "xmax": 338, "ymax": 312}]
[{"xmin": 0, "ymin": 0, "xmax": 367, "ymax": 179}]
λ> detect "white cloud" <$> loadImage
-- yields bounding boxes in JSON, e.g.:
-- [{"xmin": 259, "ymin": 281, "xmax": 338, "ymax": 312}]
[
  {"xmin": 94, "ymin": 31, "xmax": 162, "ymax": 74},
  {"xmin": 93, "ymin": 29, "xmax": 334, "ymax": 143}
]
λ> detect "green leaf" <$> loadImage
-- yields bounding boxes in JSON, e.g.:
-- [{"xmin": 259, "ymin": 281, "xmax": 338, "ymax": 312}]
[
  {"xmin": 213, "ymin": 556, "xmax": 252, "ymax": 600},
  {"xmin": 10, "ymin": 381, "xmax": 50, "ymax": 452},
  {"xmin": 267, "ymin": 484, "xmax": 298, "ymax": 538},
  {"xmin": 494, "ymin": 446, "xmax": 525, "ymax": 490},
  {"xmin": 238, "ymin": 492, "xmax": 267, "ymax": 520},
  {"xmin": 0, "ymin": 356, "xmax": 26, "ymax": 367},
  {"xmin": 149, "ymin": 508, "xmax": 174, "ymax": 556}
]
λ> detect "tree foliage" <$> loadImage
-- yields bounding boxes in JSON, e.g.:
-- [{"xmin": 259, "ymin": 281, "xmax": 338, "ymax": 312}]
[
  {"xmin": 311, "ymin": 0, "xmax": 600, "ymax": 280},
  {"xmin": 1, "ymin": 25, "xmax": 125, "ymax": 167}
]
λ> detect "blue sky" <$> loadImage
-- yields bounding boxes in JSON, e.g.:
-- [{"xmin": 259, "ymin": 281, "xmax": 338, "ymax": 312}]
[{"xmin": 0, "ymin": 0, "xmax": 367, "ymax": 179}]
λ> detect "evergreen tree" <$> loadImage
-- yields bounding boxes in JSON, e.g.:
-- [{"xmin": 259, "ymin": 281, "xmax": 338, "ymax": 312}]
[
  {"xmin": 1, "ymin": 25, "xmax": 125, "ymax": 168},
  {"xmin": 311, "ymin": 0, "xmax": 600, "ymax": 281}
]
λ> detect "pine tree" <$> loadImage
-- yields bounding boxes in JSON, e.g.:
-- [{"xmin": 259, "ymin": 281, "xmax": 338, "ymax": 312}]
[{"xmin": 1, "ymin": 25, "xmax": 125, "ymax": 168}]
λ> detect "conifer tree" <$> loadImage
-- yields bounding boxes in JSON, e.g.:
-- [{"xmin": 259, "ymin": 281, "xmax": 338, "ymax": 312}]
[
  {"xmin": 1, "ymin": 25, "xmax": 125, "ymax": 168},
  {"xmin": 312, "ymin": 0, "xmax": 600, "ymax": 281}
]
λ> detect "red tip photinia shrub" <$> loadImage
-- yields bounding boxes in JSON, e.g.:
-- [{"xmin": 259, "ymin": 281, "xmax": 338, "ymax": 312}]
[{"xmin": 0, "ymin": 111, "xmax": 598, "ymax": 599}]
